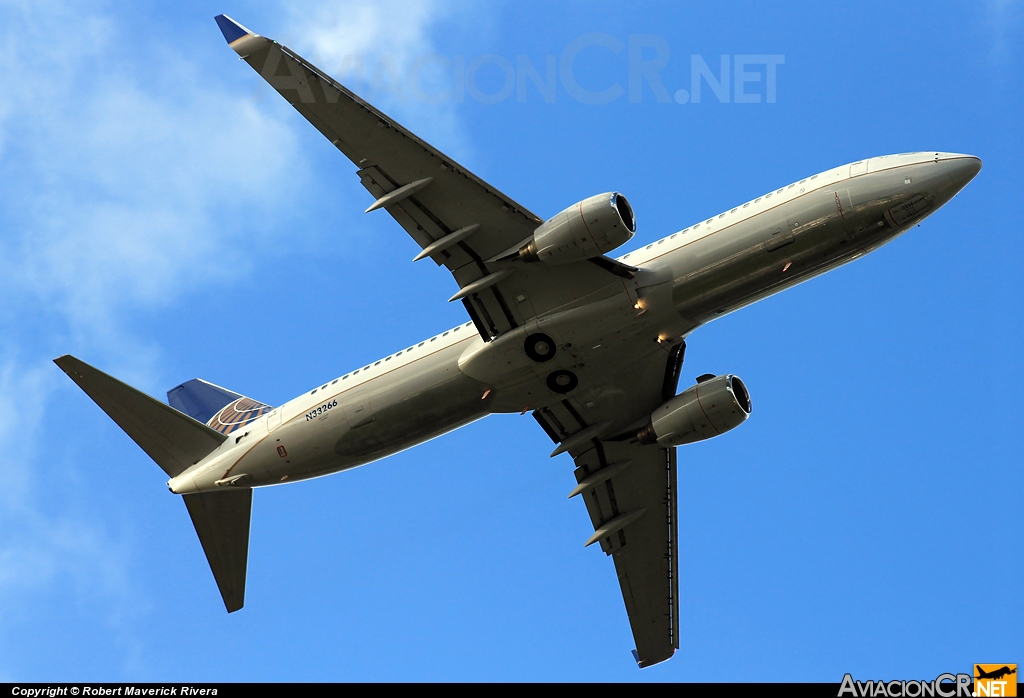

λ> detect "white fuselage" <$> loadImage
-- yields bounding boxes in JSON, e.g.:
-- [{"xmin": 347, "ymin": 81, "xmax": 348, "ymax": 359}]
[{"xmin": 169, "ymin": 152, "xmax": 980, "ymax": 495}]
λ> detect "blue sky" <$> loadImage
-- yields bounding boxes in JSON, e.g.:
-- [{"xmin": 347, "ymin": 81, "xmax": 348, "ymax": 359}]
[{"xmin": 0, "ymin": 0, "xmax": 1020, "ymax": 683}]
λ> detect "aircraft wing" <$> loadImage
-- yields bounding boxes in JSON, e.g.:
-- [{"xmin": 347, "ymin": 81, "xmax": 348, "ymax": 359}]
[
  {"xmin": 216, "ymin": 16, "xmax": 634, "ymax": 340},
  {"xmin": 533, "ymin": 341, "xmax": 685, "ymax": 668}
]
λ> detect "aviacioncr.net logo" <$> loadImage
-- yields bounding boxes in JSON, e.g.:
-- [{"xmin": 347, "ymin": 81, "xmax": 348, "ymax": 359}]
[
  {"xmin": 838, "ymin": 673, "xmax": 972, "ymax": 697},
  {"xmin": 974, "ymin": 665, "xmax": 1017, "ymax": 697}
]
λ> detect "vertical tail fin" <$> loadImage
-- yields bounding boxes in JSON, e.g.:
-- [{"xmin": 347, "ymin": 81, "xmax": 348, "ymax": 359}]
[{"xmin": 168, "ymin": 379, "xmax": 272, "ymax": 435}]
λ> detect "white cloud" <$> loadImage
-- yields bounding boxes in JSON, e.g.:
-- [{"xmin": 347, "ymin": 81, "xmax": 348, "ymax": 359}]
[
  {"xmin": 983, "ymin": 0, "xmax": 1022, "ymax": 65},
  {"xmin": 0, "ymin": 11, "xmax": 300, "ymax": 363},
  {"xmin": 0, "ymin": 0, "xmax": 301, "ymax": 673},
  {"xmin": 281, "ymin": 0, "xmax": 475, "ymax": 160},
  {"xmin": 0, "ymin": 0, "xmax": 475, "ymax": 677}
]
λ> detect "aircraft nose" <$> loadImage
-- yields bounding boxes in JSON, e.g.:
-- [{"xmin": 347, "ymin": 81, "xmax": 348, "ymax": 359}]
[{"xmin": 941, "ymin": 154, "xmax": 982, "ymax": 190}]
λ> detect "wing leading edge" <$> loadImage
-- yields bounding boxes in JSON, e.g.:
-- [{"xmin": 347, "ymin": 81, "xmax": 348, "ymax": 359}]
[
  {"xmin": 214, "ymin": 14, "xmax": 682, "ymax": 665},
  {"xmin": 213, "ymin": 15, "xmax": 635, "ymax": 343}
]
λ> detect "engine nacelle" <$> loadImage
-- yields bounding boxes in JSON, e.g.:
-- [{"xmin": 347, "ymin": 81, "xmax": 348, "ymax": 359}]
[
  {"xmin": 519, "ymin": 192, "xmax": 635, "ymax": 265},
  {"xmin": 637, "ymin": 374, "xmax": 751, "ymax": 447}
]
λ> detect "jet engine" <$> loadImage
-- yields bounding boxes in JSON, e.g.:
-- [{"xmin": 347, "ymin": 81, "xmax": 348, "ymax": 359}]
[
  {"xmin": 519, "ymin": 192, "xmax": 635, "ymax": 264},
  {"xmin": 637, "ymin": 374, "xmax": 751, "ymax": 446}
]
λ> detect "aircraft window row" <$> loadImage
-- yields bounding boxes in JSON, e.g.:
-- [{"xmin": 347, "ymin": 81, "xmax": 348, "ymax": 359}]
[
  {"xmin": 766, "ymin": 193, "xmax": 772, "ymax": 198},
  {"xmin": 743, "ymin": 203, "xmax": 749, "ymax": 208},
  {"xmin": 306, "ymin": 323, "xmax": 499, "ymax": 396},
  {"xmin": 731, "ymin": 208, "xmax": 737, "ymax": 213},
  {"xmin": 777, "ymin": 188, "xmax": 784, "ymax": 194},
  {"xmin": 811, "ymin": 175, "xmax": 817, "ymax": 179},
  {"xmin": 718, "ymin": 213, "xmax": 725, "ymax": 219},
  {"xmin": 755, "ymin": 198, "xmax": 761, "ymax": 203},
  {"xmin": 800, "ymin": 179, "xmax": 806, "ymax": 184}
]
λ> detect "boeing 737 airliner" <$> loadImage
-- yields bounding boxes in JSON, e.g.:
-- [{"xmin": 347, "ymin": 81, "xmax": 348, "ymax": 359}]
[{"xmin": 54, "ymin": 15, "xmax": 981, "ymax": 668}]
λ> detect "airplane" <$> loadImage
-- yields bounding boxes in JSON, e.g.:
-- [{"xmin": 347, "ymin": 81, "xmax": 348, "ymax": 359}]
[
  {"xmin": 53, "ymin": 14, "xmax": 982, "ymax": 669},
  {"xmin": 976, "ymin": 666, "xmax": 1017, "ymax": 681}
]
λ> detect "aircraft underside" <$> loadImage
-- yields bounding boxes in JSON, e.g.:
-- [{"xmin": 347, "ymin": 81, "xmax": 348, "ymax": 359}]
[{"xmin": 53, "ymin": 13, "xmax": 981, "ymax": 669}]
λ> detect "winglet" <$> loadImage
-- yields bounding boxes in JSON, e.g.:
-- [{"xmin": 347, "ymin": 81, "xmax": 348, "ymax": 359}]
[{"xmin": 214, "ymin": 14, "xmax": 253, "ymax": 45}]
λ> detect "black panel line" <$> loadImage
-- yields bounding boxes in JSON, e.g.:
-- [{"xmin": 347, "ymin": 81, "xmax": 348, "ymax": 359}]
[
  {"xmin": 540, "ymin": 406, "xmax": 568, "ymax": 437},
  {"xmin": 491, "ymin": 287, "xmax": 519, "ymax": 329},
  {"xmin": 589, "ymin": 255, "xmax": 636, "ymax": 279},
  {"xmin": 604, "ymin": 479, "xmax": 620, "ymax": 518},
  {"xmin": 461, "ymin": 298, "xmax": 490, "ymax": 343},
  {"xmin": 471, "ymin": 293, "xmax": 499, "ymax": 338},
  {"xmin": 662, "ymin": 340, "xmax": 686, "ymax": 401},
  {"xmin": 532, "ymin": 410, "xmax": 560, "ymax": 444},
  {"xmin": 561, "ymin": 399, "xmax": 588, "ymax": 429},
  {"xmin": 665, "ymin": 447, "xmax": 678, "ymax": 647}
]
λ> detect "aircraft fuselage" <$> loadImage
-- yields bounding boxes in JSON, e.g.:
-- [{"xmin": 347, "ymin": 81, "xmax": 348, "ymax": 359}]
[{"xmin": 168, "ymin": 151, "xmax": 979, "ymax": 495}]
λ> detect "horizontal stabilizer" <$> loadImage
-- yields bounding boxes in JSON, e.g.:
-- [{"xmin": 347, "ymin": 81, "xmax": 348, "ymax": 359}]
[
  {"xmin": 54, "ymin": 355, "xmax": 226, "ymax": 478},
  {"xmin": 183, "ymin": 488, "xmax": 252, "ymax": 613}
]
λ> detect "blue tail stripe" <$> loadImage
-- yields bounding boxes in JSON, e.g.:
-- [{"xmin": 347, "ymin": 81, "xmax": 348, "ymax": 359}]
[
  {"xmin": 168, "ymin": 379, "xmax": 243, "ymax": 425},
  {"xmin": 214, "ymin": 14, "xmax": 250, "ymax": 45}
]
